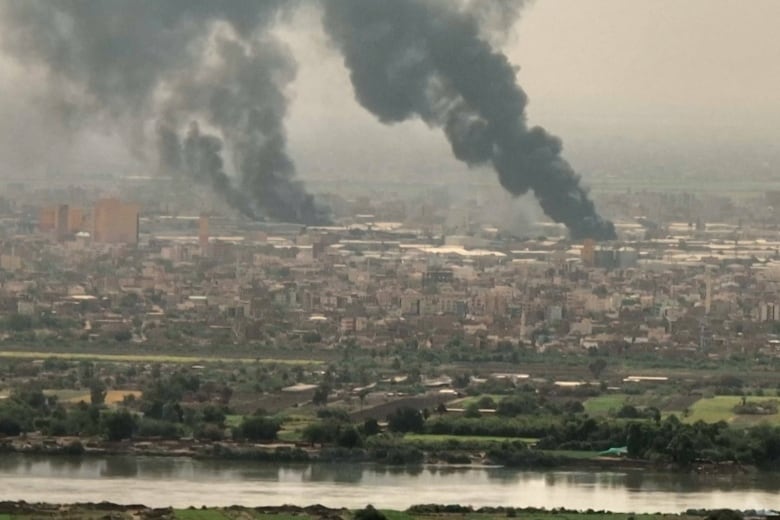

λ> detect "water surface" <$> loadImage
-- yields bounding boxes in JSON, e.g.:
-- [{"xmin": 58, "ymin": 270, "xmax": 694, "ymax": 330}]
[{"xmin": 1, "ymin": 455, "xmax": 778, "ymax": 513}]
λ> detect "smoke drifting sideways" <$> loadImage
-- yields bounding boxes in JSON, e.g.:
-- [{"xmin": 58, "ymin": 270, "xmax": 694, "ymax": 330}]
[
  {"xmin": 322, "ymin": 0, "xmax": 616, "ymax": 240},
  {"xmin": 0, "ymin": 0, "xmax": 330, "ymax": 225}
]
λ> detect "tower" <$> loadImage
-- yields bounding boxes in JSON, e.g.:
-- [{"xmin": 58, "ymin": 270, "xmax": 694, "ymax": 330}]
[
  {"xmin": 581, "ymin": 239, "xmax": 595, "ymax": 267},
  {"xmin": 198, "ymin": 214, "xmax": 209, "ymax": 255}
]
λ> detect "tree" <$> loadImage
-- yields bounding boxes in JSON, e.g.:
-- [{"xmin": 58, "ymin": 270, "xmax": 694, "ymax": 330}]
[
  {"xmin": 312, "ymin": 384, "xmax": 330, "ymax": 407},
  {"xmin": 354, "ymin": 505, "xmax": 387, "ymax": 520},
  {"xmin": 668, "ymin": 431, "xmax": 696, "ymax": 466},
  {"xmin": 497, "ymin": 395, "xmax": 538, "ymax": 417},
  {"xmin": 302, "ymin": 422, "xmax": 332, "ymax": 446},
  {"xmin": 387, "ymin": 407, "xmax": 424, "ymax": 433},
  {"xmin": 0, "ymin": 417, "xmax": 21, "ymax": 436},
  {"xmin": 89, "ymin": 379, "xmax": 106, "ymax": 406},
  {"xmin": 237, "ymin": 416, "xmax": 280, "ymax": 442},
  {"xmin": 102, "ymin": 409, "xmax": 137, "ymax": 441},
  {"xmin": 114, "ymin": 329, "xmax": 132, "ymax": 342},
  {"xmin": 337, "ymin": 425, "xmax": 363, "ymax": 449},
  {"xmin": 588, "ymin": 358, "xmax": 608, "ymax": 380},
  {"xmin": 363, "ymin": 418, "xmax": 380, "ymax": 436},
  {"xmin": 626, "ymin": 423, "xmax": 647, "ymax": 458},
  {"xmin": 201, "ymin": 404, "xmax": 225, "ymax": 425},
  {"xmin": 464, "ymin": 402, "xmax": 481, "ymax": 418},
  {"xmin": 477, "ymin": 396, "xmax": 497, "ymax": 409},
  {"xmin": 562, "ymin": 400, "xmax": 585, "ymax": 414},
  {"xmin": 706, "ymin": 511, "xmax": 743, "ymax": 520},
  {"xmin": 615, "ymin": 404, "xmax": 640, "ymax": 419},
  {"xmin": 5, "ymin": 314, "xmax": 33, "ymax": 332}
]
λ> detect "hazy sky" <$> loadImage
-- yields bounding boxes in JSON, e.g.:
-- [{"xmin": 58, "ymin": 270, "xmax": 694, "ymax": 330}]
[
  {"xmin": 1, "ymin": 0, "xmax": 779, "ymax": 183},
  {"xmin": 285, "ymin": 0, "xmax": 780, "ymax": 181}
]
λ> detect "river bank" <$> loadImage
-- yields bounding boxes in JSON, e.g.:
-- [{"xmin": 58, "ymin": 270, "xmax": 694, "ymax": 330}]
[{"xmin": 0, "ymin": 501, "xmax": 745, "ymax": 520}]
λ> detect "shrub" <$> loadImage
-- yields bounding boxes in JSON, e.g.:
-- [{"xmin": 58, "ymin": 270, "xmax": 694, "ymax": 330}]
[
  {"xmin": 354, "ymin": 505, "xmax": 387, "ymax": 520},
  {"xmin": 236, "ymin": 416, "xmax": 280, "ymax": 442}
]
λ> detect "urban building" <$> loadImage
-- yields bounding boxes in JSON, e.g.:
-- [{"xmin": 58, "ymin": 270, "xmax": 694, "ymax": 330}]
[{"xmin": 92, "ymin": 198, "xmax": 139, "ymax": 244}]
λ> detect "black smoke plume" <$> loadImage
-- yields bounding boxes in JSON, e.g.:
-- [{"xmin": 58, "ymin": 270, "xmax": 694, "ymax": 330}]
[
  {"xmin": 322, "ymin": 0, "xmax": 615, "ymax": 240},
  {"xmin": 0, "ymin": 0, "xmax": 613, "ymax": 238},
  {"xmin": 0, "ymin": 0, "xmax": 329, "ymax": 225}
]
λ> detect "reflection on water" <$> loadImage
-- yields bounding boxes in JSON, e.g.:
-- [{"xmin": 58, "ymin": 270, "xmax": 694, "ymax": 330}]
[{"xmin": 0, "ymin": 454, "xmax": 779, "ymax": 512}]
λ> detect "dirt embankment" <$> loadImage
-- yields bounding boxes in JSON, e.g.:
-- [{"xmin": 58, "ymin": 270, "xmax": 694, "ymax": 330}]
[{"xmin": 0, "ymin": 501, "xmax": 348, "ymax": 520}]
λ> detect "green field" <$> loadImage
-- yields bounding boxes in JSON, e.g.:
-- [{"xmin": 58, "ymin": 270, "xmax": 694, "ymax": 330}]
[
  {"xmin": 0, "ymin": 350, "xmax": 320, "ymax": 365},
  {"xmin": 43, "ymin": 389, "xmax": 90, "ymax": 401},
  {"xmin": 278, "ymin": 414, "xmax": 318, "ymax": 442},
  {"xmin": 540, "ymin": 449, "xmax": 601, "ymax": 460},
  {"xmin": 403, "ymin": 434, "xmax": 537, "ymax": 445},
  {"xmin": 448, "ymin": 394, "xmax": 505, "ymax": 408},
  {"xmin": 174, "ymin": 509, "xmax": 231, "ymax": 520},
  {"xmin": 685, "ymin": 396, "xmax": 780, "ymax": 425},
  {"xmin": 225, "ymin": 414, "xmax": 244, "ymax": 428},
  {"xmin": 583, "ymin": 394, "xmax": 631, "ymax": 415}
]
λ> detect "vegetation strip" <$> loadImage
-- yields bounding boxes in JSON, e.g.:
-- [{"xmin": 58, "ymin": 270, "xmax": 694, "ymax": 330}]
[{"xmin": 0, "ymin": 502, "xmax": 757, "ymax": 520}]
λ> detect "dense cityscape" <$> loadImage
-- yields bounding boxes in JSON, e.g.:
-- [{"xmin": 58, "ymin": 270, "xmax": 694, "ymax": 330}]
[{"xmin": 1, "ymin": 0, "xmax": 780, "ymax": 518}]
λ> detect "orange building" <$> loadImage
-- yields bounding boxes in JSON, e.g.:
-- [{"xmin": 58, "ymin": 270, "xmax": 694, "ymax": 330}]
[
  {"xmin": 581, "ymin": 238, "xmax": 596, "ymax": 266},
  {"xmin": 55, "ymin": 204, "xmax": 70, "ymax": 241},
  {"xmin": 92, "ymin": 198, "xmax": 139, "ymax": 244},
  {"xmin": 67, "ymin": 207, "xmax": 84, "ymax": 233},
  {"xmin": 38, "ymin": 206, "xmax": 56, "ymax": 232},
  {"xmin": 40, "ymin": 204, "xmax": 84, "ymax": 238}
]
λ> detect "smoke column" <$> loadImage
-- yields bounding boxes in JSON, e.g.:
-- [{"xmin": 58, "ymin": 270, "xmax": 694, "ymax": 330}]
[
  {"xmin": 0, "ymin": 0, "xmax": 614, "ymax": 237},
  {"xmin": 322, "ymin": 0, "xmax": 616, "ymax": 240},
  {"xmin": 0, "ymin": 0, "xmax": 329, "ymax": 225}
]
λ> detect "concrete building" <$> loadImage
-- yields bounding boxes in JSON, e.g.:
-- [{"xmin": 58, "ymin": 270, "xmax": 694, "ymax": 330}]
[
  {"xmin": 38, "ymin": 206, "xmax": 56, "ymax": 232},
  {"xmin": 581, "ymin": 239, "xmax": 596, "ymax": 266},
  {"xmin": 92, "ymin": 198, "xmax": 139, "ymax": 244},
  {"xmin": 55, "ymin": 204, "xmax": 70, "ymax": 241},
  {"xmin": 758, "ymin": 302, "xmax": 780, "ymax": 322}
]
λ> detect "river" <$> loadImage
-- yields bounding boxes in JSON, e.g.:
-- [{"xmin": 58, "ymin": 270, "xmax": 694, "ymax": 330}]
[{"xmin": 0, "ymin": 455, "xmax": 778, "ymax": 513}]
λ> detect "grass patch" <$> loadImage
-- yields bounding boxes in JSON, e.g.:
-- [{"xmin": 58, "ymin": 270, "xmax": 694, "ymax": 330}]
[
  {"xmin": 225, "ymin": 414, "xmax": 244, "ymax": 428},
  {"xmin": 0, "ymin": 351, "xmax": 320, "ymax": 365},
  {"xmin": 277, "ymin": 413, "xmax": 317, "ymax": 443},
  {"xmin": 685, "ymin": 395, "xmax": 780, "ymax": 425},
  {"xmin": 43, "ymin": 389, "xmax": 142, "ymax": 404},
  {"xmin": 381, "ymin": 511, "xmax": 416, "ymax": 520},
  {"xmin": 43, "ymin": 389, "xmax": 89, "ymax": 402},
  {"xmin": 254, "ymin": 514, "xmax": 306, "ymax": 520},
  {"xmin": 403, "ymin": 434, "xmax": 537, "ymax": 445},
  {"xmin": 540, "ymin": 449, "xmax": 601, "ymax": 460},
  {"xmin": 582, "ymin": 394, "xmax": 630, "ymax": 415},
  {"xmin": 449, "ymin": 394, "xmax": 505, "ymax": 408},
  {"xmin": 174, "ymin": 509, "xmax": 231, "ymax": 520}
]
